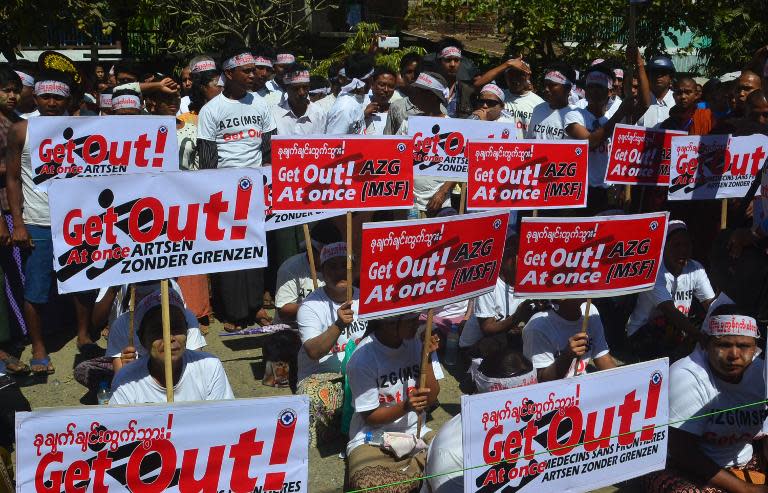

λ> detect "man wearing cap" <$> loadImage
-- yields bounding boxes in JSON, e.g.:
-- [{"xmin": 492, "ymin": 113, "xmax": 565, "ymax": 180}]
[
  {"xmin": 270, "ymin": 63, "xmax": 327, "ymax": 136},
  {"xmin": 636, "ymin": 54, "xmax": 677, "ymax": 128},
  {"xmin": 326, "ymin": 53, "xmax": 374, "ymax": 135},
  {"xmin": 435, "ymin": 38, "xmax": 475, "ymax": 118},
  {"xmin": 526, "ymin": 63, "xmax": 576, "ymax": 140}
]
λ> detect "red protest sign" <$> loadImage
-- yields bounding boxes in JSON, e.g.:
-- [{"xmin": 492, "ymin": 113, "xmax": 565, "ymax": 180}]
[
  {"xmin": 515, "ymin": 212, "xmax": 668, "ymax": 298},
  {"xmin": 466, "ymin": 140, "xmax": 588, "ymax": 210},
  {"xmin": 271, "ymin": 136, "xmax": 414, "ymax": 212},
  {"xmin": 359, "ymin": 211, "xmax": 509, "ymax": 319},
  {"xmin": 605, "ymin": 124, "xmax": 687, "ymax": 186}
]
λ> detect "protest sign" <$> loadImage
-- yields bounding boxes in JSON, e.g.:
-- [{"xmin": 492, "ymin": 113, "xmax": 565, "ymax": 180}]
[
  {"xmin": 514, "ymin": 212, "xmax": 668, "ymax": 298},
  {"xmin": 466, "ymin": 140, "xmax": 588, "ymax": 210},
  {"xmin": 16, "ymin": 396, "xmax": 310, "ymax": 493},
  {"xmin": 28, "ymin": 116, "xmax": 179, "ymax": 191},
  {"xmin": 259, "ymin": 166, "xmax": 344, "ymax": 231},
  {"xmin": 605, "ymin": 124, "xmax": 687, "ymax": 186},
  {"xmin": 669, "ymin": 134, "xmax": 768, "ymax": 200},
  {"xmin": 270, "ymin": 136, "xmax": 413, "ymax": 212},
  {"xmin": 48, "ymin": 169, "xmax": 267, "ymax": 294},
  {"xmin": 461, "ymin": 359, "xmax": 668, "ymax": 493},
  {"xmin": 358, "ymin": 211, "xmax": 509, "ymax": 319},
  {"xmin": 409, "ymin": 116, "xmax": 517, "ymax": 181}
]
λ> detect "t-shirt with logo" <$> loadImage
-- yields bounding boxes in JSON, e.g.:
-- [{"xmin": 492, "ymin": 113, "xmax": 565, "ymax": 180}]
[
  {"xmin": 296, "ymin": 287, "xmax": 367, "ymax": 381},
  {"xmin": 274, "ymin": 252, "xmax": 325, "ymax": 324},
  {"xmin": 460, "ymin": 277, "xmax": 525, "ymax": 348},
  {"xmin": 525, "ymin": 103, "xmax": 573, "ymax": 140},
  {"xmin": 564, "ymin": 108, "xmax": 610, "ymax": 188},
  {"xmin": 626, "ymin": 260, "xmax": 715, "ymax": 337},
  {"xmin": 197, "ymin": 92, "xmax": 277, "ymax": 168},
  {"xmin": 503, "ymin": 90, "xmax": 545, "ymax": 136},
  {"xmin": 670, "ymin": 348, "xmax": 766, "ymax": 467}
]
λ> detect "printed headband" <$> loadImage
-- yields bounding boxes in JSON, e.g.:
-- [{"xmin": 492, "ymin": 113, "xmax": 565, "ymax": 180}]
[
  {"xmin": 99, "ymin": 93, "xmax": 112, "ymax": 108},
  {"xmin": 667, "ymin": 219, "xmax": 687, "ymax": 237},
  {"xmin": 614, "ymin": 68, "xmax": 624, "ymax": 79},
  {"xmin": 320, "ymin": 242, "xmax": 347, "ymax": 265},
  {"xmin": 702, "ymin": 314, "xmax": 759, "ymax": 338},
  {"xmin": 254, "ymin": 56, "xmax": 273, "ymax": 68},
  {"xmin": 412, "ymin": 72, "xmax": 448, "ymax": 101},
  {"xmin": 544, "ymin": 70, "xmax": 573, "ymax": 87},
  {"xmin": 339, "ymin": 68, "xmax": 374, "ymax": 95},
  {"xmin": 112, "ymin": 94, "xmax": 142, "ymax": 110},
  {"xmin": 439, "ymin": 46, "xmax": 462, "ymax": 59},
  {"xmin": 191, "ymin": 59, "xmax": 217, "ymax": 73},
  {"xmin": 276, "ymin": 54, "xmax": 296, "ymax": 65},
  {"xmin": 480, "ymin": 83, "xmax": 504, "ymax": 101},
  {"xmin": 14, "ymin": 71, "xmax": 35, "ymax": 87},
  {"xmin": 34, "ymin": 80, "xmax": 70, "ymax": 97},
  {"xmin": 309, "ymin": 87, "xmax": 330, "ymax": 96},
  {"xmin": 590, "ymin": 58, "xmax": 606, "ymax": 66},
  {"xmin": 284, "ymin": 70, "xmax": 311, "ymax": 85},
  {"xmin": 472, "ymin": 367, "xmax": 537, "ymax": 393},
  {"xmin": 585, "ymin": 71, "xmax": 611, "ymax": 89},
  {"xmin": 222, "ymin": 52, "xmax": 256, "ymax": 71}
]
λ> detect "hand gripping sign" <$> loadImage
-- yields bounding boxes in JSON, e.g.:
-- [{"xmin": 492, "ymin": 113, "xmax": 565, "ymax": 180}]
[
  {"xmin": 514, "ymin": 212, "xmax": 668, "ymax": 298},
  {"xmin": 270, "ymin": 135, "xmax": 414, "ymax": 212},
  {"xmin": 48, "ymin": 169, "xmax": 267, "ymax": 294},
  {"xmin": 467, "ymin": 140, "xmax": 588, "ymax": 210},
  {"xmin": 358, "ymin": 211, "xmax": 509, "ymax": 319},
  {"xmin": 28, "ymin": 116, "xmax": 179, "ymax": 191},
  {"xmin": 461, "ymin": 359, "xmax": 668, "ymax": 493},
  {"xmin": 16, "ymin": 396, "xmax": 310, "ymax": 493},
  {"xmin": 605, "ymin": 124, "xmax": 687, "ymax": 186},
  {"xmin": 669, "ymin": 134, "xmax": 768, "ymax": 200},
  {"xmin": 409, "ymin": 116, "xmax": 518, "ymax": 181}
]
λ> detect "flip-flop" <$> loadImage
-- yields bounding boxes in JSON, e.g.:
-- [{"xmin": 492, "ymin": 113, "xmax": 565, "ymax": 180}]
[
  {"xmin": 30, "ymin": 357, "xmax": 55, "ymax": 375},
  {"xmin": 0, "ymin": 353, "xmax": 30, "ymax": 375}
]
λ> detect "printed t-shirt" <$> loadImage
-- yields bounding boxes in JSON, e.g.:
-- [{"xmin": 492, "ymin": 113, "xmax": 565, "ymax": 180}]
[{"xmin": 525, "ymin": 103, "xmax": 572, "ymax": 140}]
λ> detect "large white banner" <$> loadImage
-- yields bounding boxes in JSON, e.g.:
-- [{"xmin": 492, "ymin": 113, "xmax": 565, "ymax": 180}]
[
  {"xmin": 28, "ymin": 116, "xmax": 179, "ymax": 191},
  {"xmin": 408, "ymin": 116, "xmax": 518, "ymax": 181},
  {"xmin": 48, "ymin": 169, "xmax": 267, "ymax": 294},
  {"xmin": 16, "ymin": 396, "xmax": 310, "ymax": 493},
  {"xmin": 461, "ymin": 359, "xmax": 669, "ymax": 493}
]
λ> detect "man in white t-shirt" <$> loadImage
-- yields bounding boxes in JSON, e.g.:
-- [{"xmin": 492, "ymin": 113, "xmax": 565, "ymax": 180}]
[
  {"xmin": 523, "ymin": 299, "xmax": 615, "ymax": 382},
  {"xmin": 636, "ymin": 55, "xmax": 676, "ymax": 128},
  {"xmin": 110, "ymin": 290, "xmax": 234, "ymax": 405},
  {"xmin": 326, "ymin": 53, "xmax": 374, "ymax": 135},
  {"xmin": 526, "ymin": 63, "xmax": 576, "ymax": 140},
  {"xmin": 270, "ymin": 63, "xmax": 327, "ymax": 136}
]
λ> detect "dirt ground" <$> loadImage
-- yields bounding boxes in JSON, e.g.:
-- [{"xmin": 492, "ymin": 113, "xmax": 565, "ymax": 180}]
[{"xmin": 11, "ymin": 316, "xmax": 636, "ymax": 493}]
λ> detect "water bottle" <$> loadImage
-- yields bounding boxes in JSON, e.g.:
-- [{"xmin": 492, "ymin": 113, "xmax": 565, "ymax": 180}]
[
  {"xmin": 444, "ymin": 323, "xmax": 459, "ymax": 366},
  {"xmin": 364, "ymin": 430, "xmax": 385, "ymax": 446},
  {"xmin": 97, "ymin": 381, "xmax": 112, "ymax": 405}
]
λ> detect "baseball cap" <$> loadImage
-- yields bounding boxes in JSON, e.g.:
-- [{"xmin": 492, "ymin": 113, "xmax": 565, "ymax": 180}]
[
  {"xmin": 648, "ymin": 56, "xmax": 676, "ymax": 74},
  {"xmin": 320, "ymin": 242, "xmax": 347, "ymax": 266},
  {"xmin": 135, "ymin": 288, "xmax": 187, "ymax": 342}
]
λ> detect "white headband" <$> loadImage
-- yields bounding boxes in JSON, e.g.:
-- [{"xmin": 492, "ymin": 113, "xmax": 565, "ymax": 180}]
[
  {"xmin": 284, "ymin": 70, "xmax": 310, "ymax": 85},
  {"xmin": 112, "ymin": 94, "xmax": 142, "ymax": 110},
  {"xmin": 480, "ymin": 83, "xmax": 504, "ymax": 101},
  {"xmin": 191, "ymin": 60, "xmax": 217, "ymax": 73},
  {"xmin": 545, "ymin": 70, "xmax": 573, "ymax": 87},
  {"xmin": 667, "ymin": 219, "xmax": 688, "ymax": 237},
  {"xmin": 276, "ymin": 54, "xmax": 296, "ymax": 65},
  {"xmin": 217, "ymin": 75, "xmax": 224, "ymax": 87},
  {"xmin": 222, "ymin": 52, "xmax": 256, "ymax": 71},
  {"xmin": 473, "ymin": 368, "xmax": 537, "ymax": 393},
  {"xmin": 412, "ymin": 72, "xmax": 448, "ymax": 100},
  {"xmin": 703, "ymin": 315, "xmax": 759, "ymax": 338},
  {"xmin": 439, "ymin": 46, "xmax": 462, "ymax": 59},
  {"xmin": 254, "ymin": 56, "xmax": 273, "ymax": 68},
  {"xmin": 340, "ymin": 68, "xmax": 374, "ymax": 95},
  {"xmin": 585, "ymin": 71, "xmax": 611, "ymax": 88},
  {"xmin": 309, "ymin": 87, "xmax": 330, "ymax": 96},
  {"xmin": 34, "ymin": 80, "xmax": 70, "ymax": 97},
  {"xmin": 99, "ymin": 93, "xmax": 112, "ymax": 108},
  {"xmin": 15, "ymin": 71, "xmax": 35, "ymax": 87}
]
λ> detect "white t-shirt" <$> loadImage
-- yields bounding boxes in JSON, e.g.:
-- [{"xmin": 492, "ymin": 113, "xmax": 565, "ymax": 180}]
[
  {"xmin": 110, "ymin": 350, "xmax": 234, "ymax": 405},
  {"xmin": 274, "ymin": 253, "xmax": 325, "ymax": 323},
  {"xmin": 196, "ymin": 92, "xmax": 277, "ymax": 168},
  {"xmin": 296, "ymin": 287, "xmax": 367, "ymax": 381},
  {"xmin": 564, "ymin": 108, "xmax": 610, "ymax": 188},
  {"xmin": 105, "ymin": 308, "xmax": 206, "ymax": 359},
  {"xmin": 670, "ymin": 348, "xmax": 766, "ymax": 467},
  {"xmin": 574, "ymin": 96, "xmax": 621, "ymax": 119},
  {"xmin": 525, "ymin": 103, "xmax": 572, "ymax": 140},
  {"xmin": 346, "ymin": 334, "xmax": 441, "ymax": 455},
  {"xmin": 364, "ymin": 112, "xmax": 388, "ymax": 135},
  {"xmin": 459, "ymin": 278, "xmax": 524, "ymax": 348},
  {"xmin": 523, "ymin": 304, "xmax": 609, "ymax": 378},
  {"xmin": 637, "ymin": 89, "xmax": 675, "ymax": 129},
  {"xmin": 503, "ymin": 90, "xmax": 545, "ymax": 135},
  {"xmin": 626, "ymin": 260, "xmax": 715, "ymax": 337},
  {"xmin": 271, "ymin": 99, "xmax": 327, "ymax": 136},
  {"xmin": 314, "ymin": 93, "xmax": 337, "ymax": 114},
  {"xmin": 177, "ymin": 95, "xmax": 191, "ymax": 116},
  {"xmin": 325, "ymin": 93, "xmax": 365, "ymax": 135},
  {"xmin": 425, "ymin": 413, "xmax": 464, "ymax": 493}
]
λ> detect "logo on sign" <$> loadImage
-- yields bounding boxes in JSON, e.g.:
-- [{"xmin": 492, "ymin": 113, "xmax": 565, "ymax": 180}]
[
  {"xmin": 279, "ymin": 409, "xmax": 296, "ymax": 427},
  {"xmin": 159, "ymin": 125, "xmax": 168, "ymax": 135},
  {"xmin": 649, "ymin": 221, "xmax": 658, "ymax": 231},
  {"xmin": 493, "ymin": 219, "xmax": 502, "ymax": 230},
  {"xmin": 239, "ymin": 177, "xmax": 253, "ymax": 191},
  {"xmin": 650, "ymin": 371, "xmax": 662, "ymax": 386},
  {"xmin": 397, "ymin": 143, "xmax": 406, "ymax": 152},
  {"xmin": 502, "ymin": 129, "xmax": 510, "ymax": 139},
  {"xmin": 575, "ymin": 147, "xmax": 583, "ymax": 156}
]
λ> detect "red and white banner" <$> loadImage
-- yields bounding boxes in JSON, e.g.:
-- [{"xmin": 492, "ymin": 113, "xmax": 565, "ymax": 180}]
[
  {"xmin": 28, "ymin": 116, "xmax": 179, "ymax": 191},
  {"xmin": 16, "ymin": 396, "xmax": 309, "ymax": 493},
  {"xmin": 271, "ymin": 136, "xmax": 414, "ymax": 212},
  {"xmin": 461, "ymin": 359, "xmax": 669, "ymax": 493},
  {"xmin": 259, "ymin": 166, "xmax": 344, "ymax": 231},
  {"xmin": 358, "ymin": 211, "xmax": 509, "ymax": 319},
  {"xmin": 605, "ymin": 124, "xmax": 687, "ymax": 186},
  {"xmin": 669, "ymin": 134, "xmax": 768, "ymax": 200},
  {"xmin": 409, "ymin": 116, "xmax": 517, "ymax": 181},
  {"xmin": 48, "ymin": 169, "xmax": 267, "ymax": 294},
  {"xmin": 466, "ymin": 140, "xmax": 588, "ymax": 210},
  {"xmin": 514, "ymin": 212, "xmax": 668, "ymax": 298}
]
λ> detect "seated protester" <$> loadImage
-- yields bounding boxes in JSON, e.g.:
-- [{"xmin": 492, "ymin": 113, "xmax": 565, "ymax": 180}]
[
  {"xmin": 523, "ymin": 299, "xmax": 615, "ymax": 382},
  {"xmin": 346, "ymin": 313, "xmax": 441, "ymax": 492},
  {"xmin": 425, "ymin": 341, "xmax": 536, "ymax": 492},
  {"xmin": 110, "ymin": 86, "xmax": 142, "ymax": 115},
  {"xmin": 470, "ymin": 83, "xmax": 516, "ymax": 123},
  {"xmin": 525, "ymin": 63, "xmax": 576, "ymax": 140},
  {"xmin": 296, "ymin": 242, "xmax": 367, "ymax": 445},
  {"xmin": 626, "ymin": 220, "xmax": 715, "ymax": 361},
  {"xmin": 364, "ymin": 66, "xmax": 397, "ymax": 135},
  {"xmin": 642, "ymin": 306, "xmax": 766, "ymax": 493},
  {"xmin": 660, "ymin": 76, "xmax": 716, "ymax": 135},
  {"xmin": 110, "ymin": 290, "xmax": 234, "ymax": 405}
]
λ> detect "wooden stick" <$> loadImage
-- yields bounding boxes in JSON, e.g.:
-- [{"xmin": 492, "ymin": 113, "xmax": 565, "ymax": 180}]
[
  {"xmin": 532, "ymin": 210, "xmax": 539, "ymax": 218},
  {"xmin": 574, "ymin": 299, "xmax": 592, "ymax": 377},
  {"xmin": 160, "ymin": 280, "xmax": 174, "ymax": 403},
  {"xmin": 720, "ymin": 200, "xmax": 728, "ymax": 230},
  {"xmin": 128, "ymin": 285, "xmax": 136, "ymax": 348},
  {"xmin": 346, "ymin": 211, "xmax": 353, "ymax": 303},
  {"xmin": 624, "ymin": 185, "xmax": 632, "ymax": 209},
  {"xmin": 416, "ymin": 308, "xmax": 434, "ymax": 439},
  {"xmin": 303, "ymin": 223, "xmax": 318, "ymax": 289},
  {"xmin": 458, "ymin": 183, "xmax": 467, "ymax": 214}
]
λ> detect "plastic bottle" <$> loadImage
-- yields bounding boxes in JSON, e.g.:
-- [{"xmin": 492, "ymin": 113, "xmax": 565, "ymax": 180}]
[
  {"xmin": 444, "ymin": 323, "xmax": 459, "ymax": 366},
  {"xmin": 97, "ymin": 381, "xmax": 112, "ymax": 405},
  {"xmin": 364, "ymin": 430, "xmax": 385, "ymax": 446}
]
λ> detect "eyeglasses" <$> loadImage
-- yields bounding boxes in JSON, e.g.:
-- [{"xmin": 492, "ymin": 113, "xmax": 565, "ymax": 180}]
[{"xmin": 476, "ymin": 98, "xmax": 502, "ymax": 107}]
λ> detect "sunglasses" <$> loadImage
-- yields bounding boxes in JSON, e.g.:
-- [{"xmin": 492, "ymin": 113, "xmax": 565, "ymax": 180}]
[{"xmin": 476, "ymin": 98, "xmax": 502, "ymax": 107}]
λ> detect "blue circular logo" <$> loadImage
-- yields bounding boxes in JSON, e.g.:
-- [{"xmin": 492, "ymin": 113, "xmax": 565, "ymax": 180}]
[
  {"xmin": 493, "ymin": 219, "xmax": 502, "ymax": 230},
  {"xmin": 650, "ymin": 221, "xmax": 658, "ymax": 231},
  {"xmin": 575, "ymin": 147, "xmax": 582, "ymax": 156},
  {"xmin": 651, "ymin": 371, "xmax": 662, "ymax": 385},
  {"xmin": 397, "ymin": 143, "xmax": 406, "ymax": 152},
  {"xmin": 239, "ymin": 177, "xmax": 252, "ymax": 191},
  {"xmin": 159, "ymin": 125, "xmax": 168, "ymax": 134},
  {"xmin": 279, "ymin": 409, "xmax": 296, "ymax": 427}
]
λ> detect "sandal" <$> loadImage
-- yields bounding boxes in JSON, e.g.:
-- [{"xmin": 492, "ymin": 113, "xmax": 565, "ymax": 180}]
[
  {"xmin": 223, "ymin": 322, "xmax": 240, "ymax": 333},
  {"xmin": 30, "ymin": 357, "xmax": 55, "ymax": 375},
  {"xmin": 0, "ymin": 352, "xmax": 30, "ymax": 375}
]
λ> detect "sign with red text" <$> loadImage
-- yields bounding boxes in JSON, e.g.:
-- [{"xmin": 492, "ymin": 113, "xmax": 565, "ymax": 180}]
[
  {"xmin": 461, "ymin": 359, "xmax": 668, "ymax": 493},
  {"xmin": 605, "ymin": 124, "xmax": 687, "ymax": 186},
  {"xmin": 259, "ymin": 166, "xmax": 344, "ymax": 231},
  {"xmin": 669, "ymin": 134, "xmax": 768, "ymax": 200},
  {"xmin": 16, "ymin": 396, "xmax": 309, "ymax": 493},
  {"xmin": 271, "ymin": 136, "xmax": 413, "ymax": 212},
  {"xmin": 358, "ymin": 211, "xmax": 509, "ymax": 319},
  {"xmin": 48, "ymin": 169, "xmax": 267, "ymax": 294},
  {"xmin": 409, "ymin": 116, "xmax": 518, "ymax": 181},
  {"xmin": 467, "ymin": 140, "xmax": 588, "ymax": 210},
  {"xmin": 515, "ymin": 212, "xmax": 668, "ymax": 298},
  {"xmin": 28, "ymin": 116, "xmax": 179, "ymax": 191}
]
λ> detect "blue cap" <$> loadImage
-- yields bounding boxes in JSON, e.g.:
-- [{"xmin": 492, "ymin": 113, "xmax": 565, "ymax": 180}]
[{"xmin": 648, "ymin": 56, "xmax": 676, "ymax": 74}]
